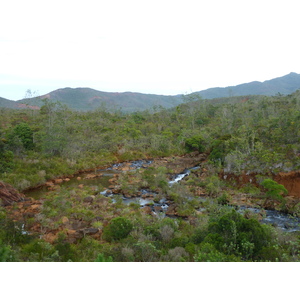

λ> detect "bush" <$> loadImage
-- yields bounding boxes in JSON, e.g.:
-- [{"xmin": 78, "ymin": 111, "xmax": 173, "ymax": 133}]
[
  {"xmin": 217, "ymin": 192, "xmax": 230, "ymax": 205},
  {"xmin": 8, "ymin": 123, "xmax": 34, "ymax": 150},
  {"xmin": 184, "ymin": 135, "xmax": 205, "ymax": 152},
  {"xmin": 103, "ymin": 217, "xmax": 133, "ymax": 241},
  {"xmin": 0, "ymin": 150, "xmax": 14, "ymax": 173},
  {"xmin": 206, "ymin": 210, "xmax": 272, "ymax": 260},
  {"xmin": 261, "ymin": 179, "xmax": 288, "ymax": 200},
  {"xmin": 95, "ymin": 253, "xmax": 113, "ymax": 262},
  {"xmin": 194, "ymin": 242, "xmax": 240, "ymax": 262}
]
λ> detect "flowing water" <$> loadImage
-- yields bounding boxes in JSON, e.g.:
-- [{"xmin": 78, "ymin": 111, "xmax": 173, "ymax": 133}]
[
  {"xmin": 24, "ymin": 160, "xmax": 299, "ymax": 232},
  {"xmin": 237, "ymin": 206, "xmax": 300, "ymax": 232}
]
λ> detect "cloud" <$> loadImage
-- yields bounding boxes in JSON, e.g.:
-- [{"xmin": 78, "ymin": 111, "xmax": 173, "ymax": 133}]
[{"xmin": 1, "ymin": 0, "xmax": 300, "ymax": 99}]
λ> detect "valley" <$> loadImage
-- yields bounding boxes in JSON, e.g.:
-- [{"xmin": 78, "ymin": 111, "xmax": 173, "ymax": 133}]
[{"xmin": 1, "ymin": 86, "xmax": 300, "ymax": 262}]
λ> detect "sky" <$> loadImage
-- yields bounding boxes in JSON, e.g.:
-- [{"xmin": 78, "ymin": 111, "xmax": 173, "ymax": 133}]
[{"xmin": 1, "ymin": 0, "xmax": 300, "ymax": 100}]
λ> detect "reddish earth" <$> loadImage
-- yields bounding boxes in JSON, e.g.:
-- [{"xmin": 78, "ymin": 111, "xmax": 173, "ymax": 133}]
[
  {"xmin": 16, "ymin": 103, "xmax": 40, "ymax": 110},
  {"xmin": 274, "ymin": 171, "xmax": 300, "ymax": 198},
  {"xmin": 222, "ymin": 171, "xmax": 300, "ymax": 199}
]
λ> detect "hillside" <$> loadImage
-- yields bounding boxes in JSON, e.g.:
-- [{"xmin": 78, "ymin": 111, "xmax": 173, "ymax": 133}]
[
  {"xmin": 195, "ymin": 72, "xmax": 300, "ymax": 99},
  {"xmin": 0, "ymin": 97, "xmax": 16, "ymax": 109},
  {"xmin": 1, "ymin": 72, "xmax": 300, "ymax": 112},
  {"xmin": 18, "ymin": 88, "xmax": 184, "ymax": 112}
]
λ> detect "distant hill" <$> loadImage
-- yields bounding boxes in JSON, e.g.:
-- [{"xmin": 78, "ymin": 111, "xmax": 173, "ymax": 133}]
[
  {"xmin": 17, "ymin": 88, "xmax": 183, "ymax": 112},
  {"xmin": 0, "ymin": 97, "xmax": 16, "ymax": 109},
  {"xmin": 1, "ymin": 72, "xmax": 300, "ymax": 112},
  {"xmin": 194, "ymin": 72, "xmax": 300, "ymax": 99}
]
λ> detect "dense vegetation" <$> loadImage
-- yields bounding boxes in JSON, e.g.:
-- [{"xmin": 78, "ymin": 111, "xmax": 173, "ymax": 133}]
[{"xmin": 1, "ymin": 91, "xmax": 300, "ymax": 262}]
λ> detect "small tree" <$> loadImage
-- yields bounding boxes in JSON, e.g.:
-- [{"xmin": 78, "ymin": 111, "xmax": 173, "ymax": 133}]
[
  {"xmin": 261, "ymin": 179, "xmax": 288, "ymax": 200},
  {"xmin": 103, "ymin": 217, "xmax": 133, "ymax": 241},
  {"xmin": 8, "ymin": 123, "xmax": 34, "ymax": 150},
  {"xmin": 184, "ymin": 135, "xmax": 205, "ymax": 152}
]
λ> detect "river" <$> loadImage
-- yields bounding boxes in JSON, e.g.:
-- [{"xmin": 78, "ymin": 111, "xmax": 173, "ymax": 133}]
[{"xmin": 24, "ymin": 159, "xmax": 300, "ymax": 232}]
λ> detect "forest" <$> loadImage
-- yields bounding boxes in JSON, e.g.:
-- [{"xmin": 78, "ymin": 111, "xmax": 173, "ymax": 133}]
[{"xmin": 0, "ymin": 91, "xmax": 300, "ymax": 262}]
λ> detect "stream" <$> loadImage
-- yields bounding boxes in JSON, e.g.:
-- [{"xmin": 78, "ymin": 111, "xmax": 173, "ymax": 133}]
[{"xmin": 25, "ymin": 159, "xmax": 300, "ymax": 232}]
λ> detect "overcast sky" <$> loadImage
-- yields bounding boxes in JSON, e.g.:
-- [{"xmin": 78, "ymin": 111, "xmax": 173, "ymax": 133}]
[{"xmin": 1, "ymin": 0, "xmax": 300, "ymax": 100}]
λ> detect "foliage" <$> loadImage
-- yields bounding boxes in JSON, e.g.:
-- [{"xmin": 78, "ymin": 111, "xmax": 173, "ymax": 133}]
[
  {"xmin": 261, "ymin": 179, "xmax": 288, "ymax": 200},
  {"xmin": 1, "ymin": 90, "xmax": 300, "ymax": 262},
  {"xmin": 0, "ymin": 150, "xmax": 14, "ymax": 173},
  {"xmin": 95, "ymin": 253, "xmax": 113, "ymax": 262},
  {"xmin": 8, "ymin": 122, "xmax": 34, "ymax": 151},
  {"xmin": 103, "ymin": 217, "xmax": 133, "ymax": 241},
  {"xmin": 206, "ymin": 210, "xmax": 273, "ymax": 260},
  {"xmin": 184, "ymin": 135, "xmax": 205, "ymax": 152}
]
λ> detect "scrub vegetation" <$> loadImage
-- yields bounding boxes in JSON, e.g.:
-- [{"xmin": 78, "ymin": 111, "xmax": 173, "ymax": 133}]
[{"xmin": 1, "ymin": 91, "xmax": 300, "ymax": 261}]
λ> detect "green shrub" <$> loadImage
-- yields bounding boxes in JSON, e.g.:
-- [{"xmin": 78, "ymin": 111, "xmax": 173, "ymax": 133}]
[
  {"xmin": 206, "ymin": 210, "xmax": 272, "ymax": 260},
  {"xmin": 217, "ymin": 192, "xmax": 231, "ymax": 205},
  {"xmin": 8, "ymin": 122, "xmax": 34, "ymax": 150},
  {"xmin": 0, "ymin": 150, "xmax": 14, "ymax": 173},
  {"xmin": 103, "ymin": 217, "xmax": 133, "ymax": 241},
  {"xmin": 194, "ymin": 242, "xmax": 240, "ymax": 262},
  {"xmin": 95, "ymin": 253, "xmax": 113, "ymax": 262},
  {"xmin": 261, "ymin": 179, "xmax": 288, "ymax": 200},
  {"xmin": 184, "ymin": 135, "xmax": 205, "ymax": 152}
]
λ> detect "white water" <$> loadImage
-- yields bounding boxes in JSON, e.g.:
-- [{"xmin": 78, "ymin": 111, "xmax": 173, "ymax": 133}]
[{"xmin": 169, "ymin": 173, "xmax": 188, "ymax": 185}]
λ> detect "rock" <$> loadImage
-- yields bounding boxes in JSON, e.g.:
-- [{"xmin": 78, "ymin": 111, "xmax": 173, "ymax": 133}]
[
  {"xmin": 154, "ymin": 206, "xmax": 162, "ymax": 213},
  {"xmin": 96, "ymin": 197, "xmax": 109, "ymax": 205},
  {"xmin": 83, "ymin": 196, "xmax": 95, "ymax": 203},
  {"xmin": 31, "ymin": 204, "xmax": 41, "ymax": 210},
  {"xmin": 48, "ymin": 185, "xmax": 60, "ymax": 191},
  {"xmin": 0, "ymin": 181, "xmax": 25, "ymax": 206},
  {"xmin": 81, "ymin": 228, "xmax": 99, "ymax": 235},
  {"xmin": 54, "ymin": 179, "xmax": 63, "ymax": 184},
  {"xmin": 66, "ymin": 229, "xmax": 84, "ymax": 243},
  {"xmin": 43, "ymin": 232, "xmax": 58, "ymax": 243},
  {"xmin": 142, "ymin": 206, "xmax": 153, "ymax": 215},
  {"xmin": 165, "ymin": 204, "xmax": 178, "ymax": 216},
  {"xmin": 85, "ymin": 174, "xmax": 97, "ymax": 179}
]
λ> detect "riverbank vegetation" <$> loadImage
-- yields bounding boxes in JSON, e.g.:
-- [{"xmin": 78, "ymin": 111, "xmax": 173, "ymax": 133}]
[{"xmin": 1, "ymin": 91, "xmax": 300, "ymax": 261}]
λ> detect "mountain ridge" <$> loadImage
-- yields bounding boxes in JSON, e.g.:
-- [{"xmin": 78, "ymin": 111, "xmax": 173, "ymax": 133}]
[{"xmin": 1, "ymin": 72, "xmax": 300, "ymax": 112}]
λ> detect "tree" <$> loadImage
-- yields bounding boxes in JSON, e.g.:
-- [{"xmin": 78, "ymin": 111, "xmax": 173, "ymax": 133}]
[
  {"xmin": 261, "ymin": 179, "xmax": 288, "ymax": 200},
  {"xmin": 184, "ymin": 135, "xmax": 205, "ymax": 152},
  {"xmin": 8, "ymin": 122, "xmax": 34, "ymax": 151},
  {"xmin": 103, "ymin": 217, "xmax": 133, "ymax": 241}
]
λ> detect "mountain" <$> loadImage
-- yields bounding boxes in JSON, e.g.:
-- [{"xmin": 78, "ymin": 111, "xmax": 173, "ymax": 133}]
[
  {"xmin": 194, "ymin": 72, "xmax": 300, "ymax": 99},
  {"xmin": 1, "ymin": 72, "xmax": 300, "ymax": 112},
  {"xmin": 0, "ymin": 97, "xmax": 17, "ymax": 109},
  {"xmin": 17, "ymin": 88, "xmax": 183, "ymax": 112}
]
